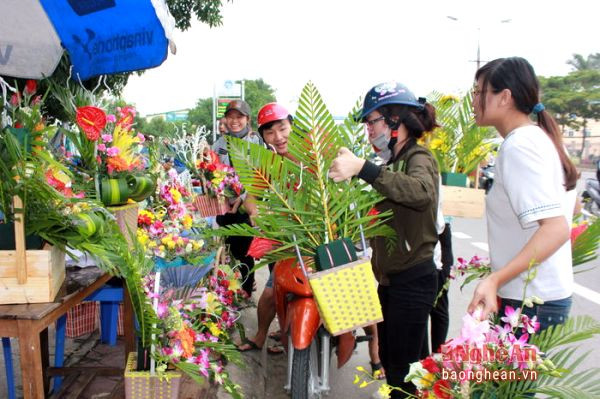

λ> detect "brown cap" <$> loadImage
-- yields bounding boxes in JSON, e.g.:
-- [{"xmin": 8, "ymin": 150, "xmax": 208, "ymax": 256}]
[{"xmin": 225, "ymin": 100, "xmax": 251, "ymax": 117}]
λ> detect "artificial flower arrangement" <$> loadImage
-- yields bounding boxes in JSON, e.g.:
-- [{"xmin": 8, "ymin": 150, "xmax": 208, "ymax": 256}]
[
  {"xmin": 57, "ymin": 101, "xmax": 155, "ymax": 206},
  {"xmin": 160, "ymin": 125, "xmax": 242, "ymax": 215},
  {"xmin": 141, "ymin": 257, "xmax": 245, "ymax": 398},
  {"xmin": 354, "ymin": 259, "xmax": 600, "ymax": 398}
]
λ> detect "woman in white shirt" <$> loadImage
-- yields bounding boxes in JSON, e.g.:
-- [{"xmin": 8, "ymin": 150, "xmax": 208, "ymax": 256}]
[{"xmin": 467, "ymin": 57, "xmax": 579, "ymax": 331}]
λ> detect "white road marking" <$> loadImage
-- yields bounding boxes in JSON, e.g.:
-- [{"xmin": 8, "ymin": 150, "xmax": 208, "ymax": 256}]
[
  {"xmin": 471, "ymin": 242, "xmax": 489, "ymax": 252},
  {"xmin": 452, "ymin": 231, "xmax": 472, "ymax": 239},
  {"xmin": 573, "ymin": 283, "xmax": 600, "ymax": 306}
]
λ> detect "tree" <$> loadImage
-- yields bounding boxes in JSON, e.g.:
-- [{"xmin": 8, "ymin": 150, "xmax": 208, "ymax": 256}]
[
  {"xmin": 187, "ymin": 98, "xmax": 213, "ymax": 129},
  {"xmin": 166, "ymin": 0, "xmax": 232, "ymax": 30},
  {"xmin": 242, "ymin": 78, "xmax": 277, "ymax": 126},
  {"xmin": 539, "ymin": 66, "xmax": 600, "ymax": 157},
  {"xmin": 567, "ymin": 53, "xmax": 600, "ymax": 71}
]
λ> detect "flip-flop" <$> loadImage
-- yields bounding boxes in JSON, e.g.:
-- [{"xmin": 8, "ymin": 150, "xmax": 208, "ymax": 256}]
[
  {"xmin": 371, "ymin": 362, "xmax": 386, "ymax": 380},
  {"xmin": 237, "ymin": 338, "xmax": 262, "ymax": 352},
  {"xmin": 267, "ymin": 344, "xmax": 284, "ymax": 355},
  {"xmin": 268, "ymin": 330, "xmax": 282, "ymax": 342}
]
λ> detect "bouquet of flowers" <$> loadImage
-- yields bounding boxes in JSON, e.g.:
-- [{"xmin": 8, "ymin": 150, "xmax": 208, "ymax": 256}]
[
  {"xmin": 192, "ymin": 150, "xmax": 244, "ymax": 199},
  {"xmin": 143, "ymin": 261, "xmax": 246, "ymax": 398}
]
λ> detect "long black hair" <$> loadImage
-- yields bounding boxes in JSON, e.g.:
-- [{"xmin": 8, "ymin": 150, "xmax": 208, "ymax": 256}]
[
  {"xmin": 475, "ymin": 57, "xmax": 578, "ymax": 190},
  {"xmin": 377, "ymin": 102, "xmax": 439, "ymax": 139}
]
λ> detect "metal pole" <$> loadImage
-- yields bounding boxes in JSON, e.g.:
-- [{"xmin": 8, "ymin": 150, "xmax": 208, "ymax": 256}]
[{"xmin": 212, "ymin": 83, "xmax": 217, "ymax": 144}]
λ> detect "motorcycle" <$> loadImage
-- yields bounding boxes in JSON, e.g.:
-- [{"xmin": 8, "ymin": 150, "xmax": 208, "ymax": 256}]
[
  {"xmin": 273, "ymin": 235, "xmax": 372, "ymax": 399},
  {"xmin": 478, "ymin": 163, "xmax": 495, "ymax": 194},
  {"xmin": 582, "ymin": 178, "xmax": 600, "ymax": 218}
]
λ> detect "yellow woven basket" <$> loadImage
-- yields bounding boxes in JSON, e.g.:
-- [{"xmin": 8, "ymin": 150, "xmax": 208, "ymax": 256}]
[
  {"xmin": 124, "ymin": 352, "xmax": 181, "ymax": 399},
  {"xmin": 309, "ymin": 258, "xmax": 383, "ymax": 336}
]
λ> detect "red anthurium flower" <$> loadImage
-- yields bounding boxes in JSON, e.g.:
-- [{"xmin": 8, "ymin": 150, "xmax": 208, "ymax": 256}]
[
  {"xmin": 367, "ymin": 207, "xmax": 380, "ymax": 226},
  {"xmin": 421, "ymin": 356, "xmax": 440, "ymax": 373},
  {"xmin": 24, "ymin": 80, "xmax": 37, "ymax": 95},
  {"xmin": 432, "ymin": 379, "xmax": 452, "ymax": 399},
  {"xmin": 570, "ymin": 223, "xmax": 588, "ymax": 244},
  {"xmin": 247, "ymin": 237, "xmax": 280, "ymax": 259},
  {"xmin": 76, "ymin": 106, "xmax": 107, "ymax": 141}
]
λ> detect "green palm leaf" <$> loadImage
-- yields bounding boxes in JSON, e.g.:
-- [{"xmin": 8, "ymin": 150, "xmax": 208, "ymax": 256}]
[
  {"xmin": 219, "ymin": 82, "xmax": 394, "ymax": 265},
  {"xmin": 572, "ymin": 217, "xmax": 600, "ymax": 268}
]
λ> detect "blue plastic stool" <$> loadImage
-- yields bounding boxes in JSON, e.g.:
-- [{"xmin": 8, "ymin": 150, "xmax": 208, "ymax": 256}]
[{"xmin": 1, "ymin": 284, "xmax": 123, "ymax": 397}]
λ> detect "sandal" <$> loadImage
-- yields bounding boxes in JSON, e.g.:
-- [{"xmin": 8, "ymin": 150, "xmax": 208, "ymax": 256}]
[
  {"xmin": 268, "ymin": 330, "xmax": 282, "ymax": 342},
  {"xmin": 237, "ymin": 337, "xmax": 262, "ymax": 352},
  {"xmin": 371, "ymin": 362, "xmax": 386, "ymax": 380},
  {"xmin": 267, "ymin": 344, "xmax": 284, "ymax": 355}
]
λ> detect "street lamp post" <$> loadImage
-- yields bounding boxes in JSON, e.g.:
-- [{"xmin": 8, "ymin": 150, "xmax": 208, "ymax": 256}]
[{"xmin": 447, "ymin": 16, "xmax": 512, "ymax": 71}]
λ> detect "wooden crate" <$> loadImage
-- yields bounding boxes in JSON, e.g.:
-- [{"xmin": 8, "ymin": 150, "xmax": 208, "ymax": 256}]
[
  {"xmin": 0, "ymin": 245, "xmax": 65, "ymax": 304},
  {"xmin": 0, "ymin": 196, "xmax": 66, "ymax": 304},
  {"xmin": 442, "ymin": 185, "xmax": 486, "ymax": 219}
]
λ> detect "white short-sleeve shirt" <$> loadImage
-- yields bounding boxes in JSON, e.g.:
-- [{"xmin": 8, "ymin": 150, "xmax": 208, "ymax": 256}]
[{"xmin": 486, "ymin": 125, "xmax": 573, "ymax": 301}]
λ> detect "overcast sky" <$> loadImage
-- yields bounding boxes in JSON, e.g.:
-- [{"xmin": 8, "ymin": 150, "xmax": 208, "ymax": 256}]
[{"xmin": 123, "ymin": 0, "xmax": 599, "ymax": 119}]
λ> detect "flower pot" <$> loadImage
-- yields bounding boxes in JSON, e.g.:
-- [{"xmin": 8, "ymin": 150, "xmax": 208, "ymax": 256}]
[
  {"xmin": 441, "ymin": 172, "xmax": 468, "ymax": 187},
  {"xmin": 100, "ymin": 177, "xmax": 132, "ymax": 206},
  {"xmin": 124, "ymin": 352, "xmax": 181, "ymax": 399},
  {"xmin": 127, "ymin": 174, "xmax": 156, "ymax": 202}
]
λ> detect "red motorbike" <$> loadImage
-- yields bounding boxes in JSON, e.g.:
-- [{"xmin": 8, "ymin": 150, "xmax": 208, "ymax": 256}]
[{"xmin": 273, "ymin": 257, "xmax": 357, "ymax": 399}]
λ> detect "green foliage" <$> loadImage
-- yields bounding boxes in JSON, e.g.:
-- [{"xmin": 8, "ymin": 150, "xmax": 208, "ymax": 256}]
[
  {"xmin": 242, "ymin": 78, "xmax": 277, "ymax": 126},
  {"xmin": 166, "ymin": 0, "xmax": 231, "ymax": 30},
  {"xmin": 572, "ymin": 217, "xmax": 600, "ymax": 269},
  {"xmin": 216, "ymin": 82, "xmax": 394, "ymax": 265},
  {"xmin": 539, "ymin": 70, "xmax": 600, "ymax": 133},
  {"xmin": 567, "ymin": 53, "xmax": 600, "ymax": 71},
  {"xmin": 187, "ymin": 98, "xmax": 213, "ymax": 131},
  {"xmin": 424, "ymin": 92, "xmax": 497, "ymax": 174},
  {"xmin": 500, "ymin": 316, "xmax": 600, "ymax": 398}
]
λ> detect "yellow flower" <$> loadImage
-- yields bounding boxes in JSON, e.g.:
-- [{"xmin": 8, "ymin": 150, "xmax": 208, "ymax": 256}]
[
  {"xmin": 182, "ymin": 214, "xmax": 193, "ymax": 229},
  {"xmin": 176, "ymin": 237, "xmax": 184, "ymax": 246},
  {"xmin": 170, "ymin": 188, "xmax": 182, "ymax": 204},
  {"xmin": 430, "ymin": 138, "xmax": 443, "ymax": 150},
  {"xmin": 207, "ymin": 321, "xmax": 222, "ymax": 337},
  {"xmin": 419, "ymin": 372, "xmax": 435, "ymax": 389},
  {"xmin": 166, "ymin": 240, "xmax": 176, "ymax": 250},
  {"xmin": 147, "ymin": 241, "xmax": 157, "ymax": 249},
  {"xmin": 228, "ymin": 278, "xmax": 241, "ymax": 292}
]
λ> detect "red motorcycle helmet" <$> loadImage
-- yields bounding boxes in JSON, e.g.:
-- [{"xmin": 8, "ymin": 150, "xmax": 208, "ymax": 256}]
[{"xmin": 257, "ymin": 103, "xmax": 292, "ymax": 133}]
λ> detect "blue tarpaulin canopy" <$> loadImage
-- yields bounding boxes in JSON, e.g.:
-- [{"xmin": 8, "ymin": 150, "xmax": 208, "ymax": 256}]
[{"xmin": 0, "ymin": 0, "xmax": 175, "ymax": 80}]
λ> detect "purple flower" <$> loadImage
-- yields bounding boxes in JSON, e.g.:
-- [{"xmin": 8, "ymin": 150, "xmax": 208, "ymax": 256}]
[
  {"xmin": 501, "ymin": 306, "xmax": 521, "ymax": 329},
  {"xmin": 101, "ymin": 134, "xmax": 113, "ymax": 143}
]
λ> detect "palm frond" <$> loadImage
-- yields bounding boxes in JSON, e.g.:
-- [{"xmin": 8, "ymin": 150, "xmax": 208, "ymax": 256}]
[
  {"xmin": 572, "ymin": 217, "xmax": 600, "ymax": 268},
  {"xmin": 528, "ymin": 315, "xmax": 600, "ymax": 351}
]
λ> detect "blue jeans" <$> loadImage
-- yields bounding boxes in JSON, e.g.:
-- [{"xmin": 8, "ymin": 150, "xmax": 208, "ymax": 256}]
[{"xmin": 500, "ymin": 296, "xmax": 572, "ymax": 332}]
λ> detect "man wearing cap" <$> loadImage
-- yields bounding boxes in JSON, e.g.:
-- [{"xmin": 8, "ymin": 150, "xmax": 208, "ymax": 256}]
[{"xmin": 213, "ymin": 100, "xmax": 263, "ymax": 298}]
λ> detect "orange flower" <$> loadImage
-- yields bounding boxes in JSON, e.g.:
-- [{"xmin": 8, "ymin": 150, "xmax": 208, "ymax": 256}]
[
  {"xmin": 176, "ymin": 326, "xmax": 196, "ymax": 358},
  {"xmin": 106, "ymin": 156, "xmax": 129, "ymax": 172}
]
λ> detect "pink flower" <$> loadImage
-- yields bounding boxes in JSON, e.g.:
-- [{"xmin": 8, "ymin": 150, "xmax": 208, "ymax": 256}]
[
  {"xmin": 106, "ymin": 146, "xmax": 120, "ymax": 157},
  {"xmin": 101, "ymin": 134, "xmax": 113, "ymax": 143},
  {"xmin": 106, "ymin": 114, "xmax": 116, "ymax": 123},
  {"xmin": 137, "ymin": 133, "xmax": 146, "ymax": 143},
  {"xmin": 501, "ymin": 306, "xmax": 521, "ymax": 329},
  {"xmin": 97, "ymin": 143, "xmax": 106, "ymax": 152},
  {"xmin": 521, "ymin": 314, "xmax": 540, "ymax": 334},
  {"xmin": 453, "ymin": 309, "xmax": 490, "ymax": 347},
  {"xmin": 157, "ymin": 302, "xmax": 169, "ymax": 318}
]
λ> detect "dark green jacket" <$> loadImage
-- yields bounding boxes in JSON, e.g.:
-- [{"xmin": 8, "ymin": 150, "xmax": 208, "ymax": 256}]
[{"xmin": 358, "ymin": 141, "xmax": 439, "ymax": 284}]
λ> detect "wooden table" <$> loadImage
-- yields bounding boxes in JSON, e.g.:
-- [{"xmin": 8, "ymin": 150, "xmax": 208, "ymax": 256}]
[{"xmin": 0, "ymin": 267, "xmax": 135, "ymax": 399}]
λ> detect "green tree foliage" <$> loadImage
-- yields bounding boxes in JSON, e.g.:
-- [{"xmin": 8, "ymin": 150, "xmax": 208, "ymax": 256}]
[
  {"xmin": 567, "ymin": 53, "xmax": 600, "ymax": 71},
  {"xmin": 539, "ymin": 68, "xmax": 600, "ymax": 138},
  {"xmin": 187, "ymin": 98, "xmax": 213, "ymax": 129},
  {"xmin": 166, "ymin": 0, "xmax": 232, "ymax": 30},
  {"xmin": 242, "ymin": 78, "xmax": 277, "ymax": 126}
]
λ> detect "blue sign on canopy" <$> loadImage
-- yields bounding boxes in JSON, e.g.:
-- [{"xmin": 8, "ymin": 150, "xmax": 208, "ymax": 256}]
[{"xmin": 40, "ymin": 0, "xmax": 169, "ymax": 80}]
